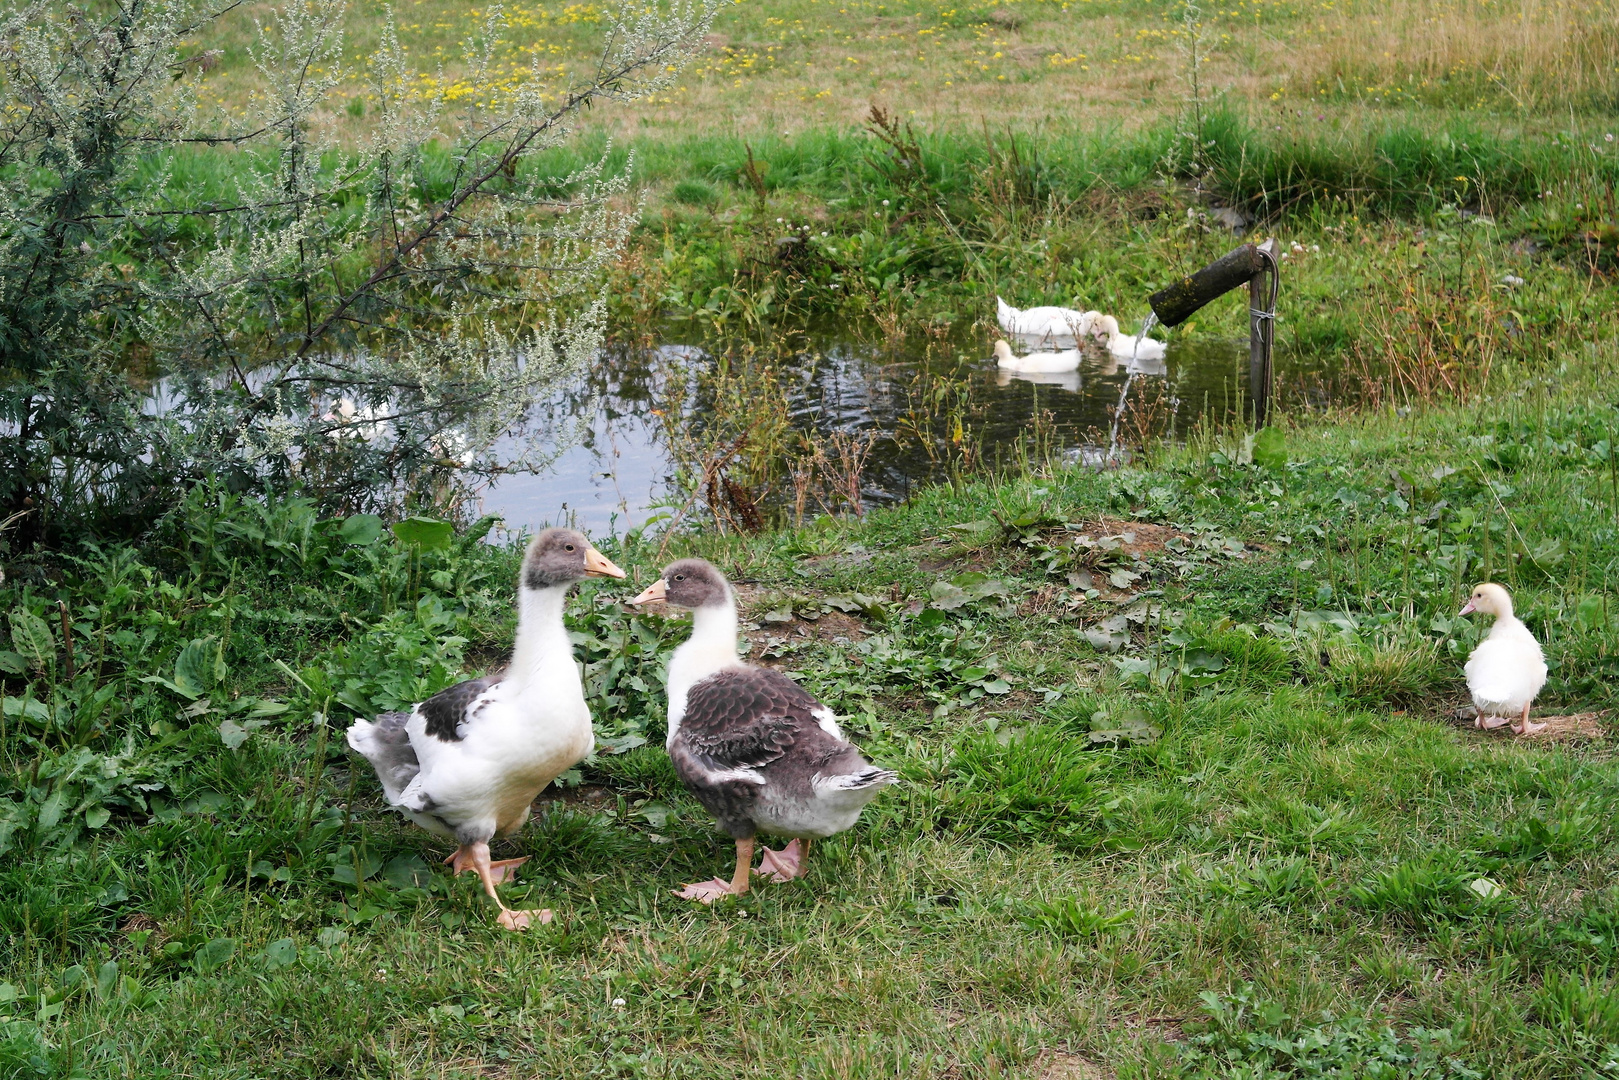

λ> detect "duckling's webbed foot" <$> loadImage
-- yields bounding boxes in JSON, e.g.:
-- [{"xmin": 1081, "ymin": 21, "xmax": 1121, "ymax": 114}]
[
  {"xmin": 678, "ymin": 837, "xmax": 754, "ymax": 904},
  {"xmin": 1479, "ymin": 714, "xmax": 1514, "ymax": 730},
  {"xmin": 1513, "ymin": 703, "xmax": 1545, "ymax": 736},
  {"xmin": 757, "ymin": 838, "xmax": 810, "ymax": 883}
]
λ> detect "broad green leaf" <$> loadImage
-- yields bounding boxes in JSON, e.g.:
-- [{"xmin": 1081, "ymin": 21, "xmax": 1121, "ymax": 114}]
[
  {"xmin": 170, "ymin": 637, "xmax": 220, "ymax": 700},
  {"xmin": 2, "ymin": 696, "xmax": 50, "ymax": 723},
  {"xmin": 0, "ymin": 650, "xmax": 26, "ymax": 675},
  {"xmin": 339, "ymin": 513, "xmax": 384, "ymax": 545},
  {"xmin": 381, "ymin": 855, "xmax": 433, "ymax": 890},
  {"xmin": 391, "ymin": 517, "xmax": 454, "ymax": 551},
  {"xmin": 36, "ymin": 789, "xmax": 66, "ymax": 830},
  {"xmin": 84, "ymin": 806, "xmax": 110, "ymax": 830},
  {"xmin": 192, "ymin": 937, "xmax": 236, "ymax": 974},
  {"xmin": 594, "ymin": 733, "xmax": 647, "ymax": 756},
  {"xmin": 263, "ymin": 939, "xmax": 298, "ymax": 971},
  {"xmin": 948, "ymin": 519, "xmax": 998, "ymax": 543},
  {"xmin": 1251, "ymin": 426, "xmax": 1287, "ymax": 470},
  {"xmin": 94, "ymin": 962, "xmax": 119, "ymax": 1000},
  {"xmin": 7, "ymin": 608, "xmax": 52, "ymax": 670},
  {"xmin": 316, "ymin": 926, "xmax": 349, "ymax": 948},
  {"xmin": 218, "ymin": 719, "xmax": 251, "ymax": 750},
  {"xmin": 1577, "ymin": 595, "xmax": 1606, "ymax": 629}
]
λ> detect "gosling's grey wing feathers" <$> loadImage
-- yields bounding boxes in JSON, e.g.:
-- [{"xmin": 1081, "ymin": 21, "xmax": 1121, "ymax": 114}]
[
  {"xmin": 345, "ymin": 710, "xmax": 419, "ymax": 803},
  {"xmin": 677, "ymin": 667, "xmax": 815, "ymax": 771},
  {"xmin": 417, "ymin": 673, "xmax": 503, "ymax": 742}
]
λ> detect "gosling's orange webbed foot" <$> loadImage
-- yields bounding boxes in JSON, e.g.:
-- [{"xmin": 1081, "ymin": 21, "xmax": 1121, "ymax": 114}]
[
  {"xmin": 497, "ymin": 908, "xmax": 553, "ymax": 931},
  {"xmin": 757, "ymin": 839, "xmax": 810, "ymax": 883},
  {"xmin": 679, "ymin": 837, "xmax": 756, "ymax": 903},
  {"xmin": 676, "ymin": 878, "xmax": 744, "ymax": 904},
  {"xmin": 485, "ymin": 857, "xmax": 529, "ymax": 884}
]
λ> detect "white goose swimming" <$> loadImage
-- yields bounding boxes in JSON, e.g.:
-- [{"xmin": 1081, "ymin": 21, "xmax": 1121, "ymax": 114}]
[
  {"xmin": 993, "ymin": 338, "xmax": 1082, "ymax": 374},
  {"xmin": 1460, "ymin": 582, "xmax": 1547, "ymax": 736},
  {"xmin": 346, "ymin": 528, "xmax": 625, "ymax": 928},
  {"xmin": 1093, "ymin": 314, "xmax": 1168, "ymax": 361},
  {"xmin": 996, "ymin": 297, "xmax": 1103, "ymax": 348},
  {"xmin": 631, "ymin": 559, "xmax": 897, "ymax": 903}
]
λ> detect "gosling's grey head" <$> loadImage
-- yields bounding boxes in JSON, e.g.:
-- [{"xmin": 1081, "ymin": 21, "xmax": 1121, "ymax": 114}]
[
  {"xmin": 522, "ymin": 528, "xmax": 625, "ymax": 590},
  {"xmin": 629, "ymin": 558, "xmax": 731, "ymax": 610}
]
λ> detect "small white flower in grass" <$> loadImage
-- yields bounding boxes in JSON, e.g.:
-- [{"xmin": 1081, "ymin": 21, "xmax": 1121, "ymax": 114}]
[
  {"xmin": 1608, "ymin": 134, "xmax": 1615, "ymax": 142},
  {"xmin": 611, "ymin": 997, "xmax": 626, "ymax": 1008},
  {"xmin": 881, "ymin": 199, "xmax": 889, "ymax": 205}
]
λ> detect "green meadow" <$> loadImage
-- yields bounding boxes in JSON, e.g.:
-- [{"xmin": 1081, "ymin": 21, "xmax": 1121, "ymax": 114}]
[{"xmin": 5, "ymin": 0, "xmax": 1619, "ymax": 1075}]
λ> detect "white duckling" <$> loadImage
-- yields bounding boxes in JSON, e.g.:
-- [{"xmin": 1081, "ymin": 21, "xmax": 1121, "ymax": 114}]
[
  {"xmin": 1093, "ymin": 314, "xmax": 1168, "ymax": 361},
  {"xmin": 1460, "ymin": 582, "xmax": 1547, "ymax": 736},
  {"xmin": 993, "ymin": 339, "xmax": 1082, "ymax": 374},
  {"xmin": 346, "ymin": 528, "xmax": 626, "ymax": 929},
  {"xmin": 631, "ymin": 559, "xmax": 897, "ymax": 903},
  {"xmin": 996, "ymin": 297, "xmax": 1102, "ymax": 348}
]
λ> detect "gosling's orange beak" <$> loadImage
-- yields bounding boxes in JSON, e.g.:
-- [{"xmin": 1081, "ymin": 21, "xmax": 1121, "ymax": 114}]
[
  {"xmin": 630, "ymin": 578, "xmax": 667, "ymax": 604},
  {"xmin": 583, "ymin": 546, "xmax": 626, "ymax": 579}
]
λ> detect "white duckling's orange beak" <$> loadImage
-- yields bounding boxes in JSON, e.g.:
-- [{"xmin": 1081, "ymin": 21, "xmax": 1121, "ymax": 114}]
[
  {"xmin": 1458, "ymin": 598, "xmax": 1477, "ymax": 616},
  {"xmin": 583, "ymin": 546, "xmax": 626, "ymax": 579},
  {"xmin": 630, "ymin": 578, "xmax": 667, "ymax": 604}
]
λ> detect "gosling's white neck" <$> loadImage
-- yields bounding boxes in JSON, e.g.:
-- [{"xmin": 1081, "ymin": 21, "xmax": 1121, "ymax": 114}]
[
  {"xmin": 664, "ymin": 593, "xmax": 743, "ymax": 745},
  {"xmin": 504, "ymin": 583, "xmax": 573, "ymax": 692}
]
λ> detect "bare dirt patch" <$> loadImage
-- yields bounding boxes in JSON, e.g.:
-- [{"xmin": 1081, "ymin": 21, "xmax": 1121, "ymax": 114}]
[
  {"xmin": 1035, "ymin": 1051, "xmax": 1113, "ymax": 1080},
  {"xmin": 732, "ymin": 582, "xmax": 873, "ymax": 646},
  {"xmin": 1448, "ymin": 708, "xmax": 1608, "ymax": 743},
  {"xmin": 1523, "ymin": 712, "xmax": 1608, "ymax": 742}
]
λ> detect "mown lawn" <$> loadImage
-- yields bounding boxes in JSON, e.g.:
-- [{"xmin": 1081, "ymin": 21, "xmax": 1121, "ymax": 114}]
[{"xmin": 5, "ymin": 357, "xmax": 1619, "ymax": 1077}]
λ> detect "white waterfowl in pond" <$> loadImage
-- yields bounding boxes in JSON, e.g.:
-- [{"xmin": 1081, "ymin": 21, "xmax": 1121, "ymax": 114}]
[
  {"xmin": 1093, "ymin": 314, "xmax": 1168, "ymax": 361},
  {"xmin": 1460, "ymin": 582, "xmax": 1547, "ymax": 736},
  {"xmin": 996, "ymin": 297, "xmax": 1103, "ymax": 347},
  {"xmin": 346, "ymin": 528, "xmax": 625, "ymax": 929},
  {"xmin": 993, "ymin": 339, "xmax": 1082, "ymax": 374},
  {"xmin": 631, "ymin": 559, "xmax": 897, "ymax": 903}
]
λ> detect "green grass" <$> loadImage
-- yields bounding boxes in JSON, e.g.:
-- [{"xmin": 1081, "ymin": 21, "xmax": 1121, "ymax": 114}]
[{"xmin": 7, "ymin": 354, "xmax": 1619, "ymax": 1076}]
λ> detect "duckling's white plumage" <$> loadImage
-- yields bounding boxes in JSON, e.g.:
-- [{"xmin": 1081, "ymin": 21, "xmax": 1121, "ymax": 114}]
[
  {"xmin": 993, "ymin": 338, "xmax": 1082, "ymax": 374},
  {"xmin": 996, "ymin": 297, "xmax": 1102, "ymax": 348},
  {"xmin": 346, "ymin": 528, "xmax": 625, "ymax": 927},
  {"xmin": 1460, "ymin": 583, "xmax": 1547, "ymax": 736},
  {"xmin": 632, "ymin": 559, "xmax": 896, "ymax": 903},
  {"xmin": 1094, "ymin": 314, "xmax": 1168, "ymax": 361}
]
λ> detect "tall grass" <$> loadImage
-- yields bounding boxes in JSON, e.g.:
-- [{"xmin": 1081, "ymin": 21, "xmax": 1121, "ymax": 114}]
[{"xmin": 1288, "ymin": 0, "xmax": 1619, "ymax": 113}]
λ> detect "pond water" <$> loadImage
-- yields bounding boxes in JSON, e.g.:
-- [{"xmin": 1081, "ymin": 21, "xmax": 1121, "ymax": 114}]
[{"xmin": 472, "ymin": 326, "xmax": 1301, "ymax": 538}]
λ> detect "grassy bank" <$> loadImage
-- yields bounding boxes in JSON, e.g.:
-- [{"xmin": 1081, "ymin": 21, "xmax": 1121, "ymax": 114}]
[
  {"xmin": 5, "ymin": 350, "xmax": 1619, "ymax": 1076},
  {"xmin": 190, "ymin": 0, "xmax": 1619, "ymax": 136}
]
